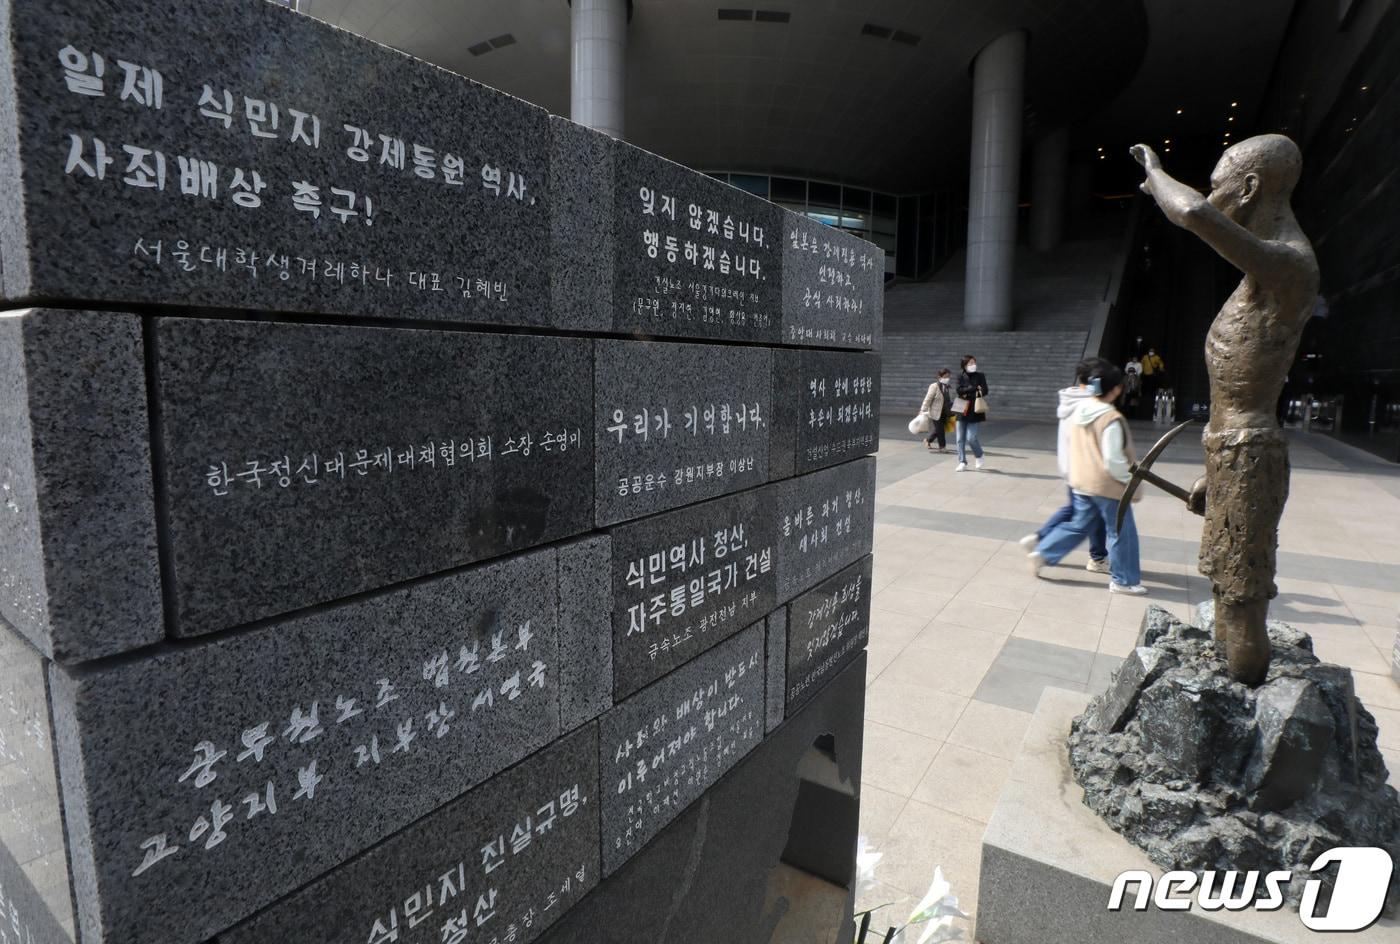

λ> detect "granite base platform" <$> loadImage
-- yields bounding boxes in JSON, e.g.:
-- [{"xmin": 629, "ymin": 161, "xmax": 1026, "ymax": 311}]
[{"xmin": 976, "ymin": 688, "xmax": 1400, "ymax": 944}]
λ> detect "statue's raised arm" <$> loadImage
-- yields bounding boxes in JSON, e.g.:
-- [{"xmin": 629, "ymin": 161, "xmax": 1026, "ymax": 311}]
[{"xmin": 1131, "ymin": 141, "xmax": 1314, "ymax": 300}]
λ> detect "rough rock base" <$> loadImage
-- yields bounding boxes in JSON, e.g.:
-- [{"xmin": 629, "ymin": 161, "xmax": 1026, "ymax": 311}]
[
  {"xmin": 1068, "ymin": 605, "xmax": 1400, "ymax": 913},
  {"xmin": 977, "ymin": 689, "xmax": 1399, "ymax": 944}
]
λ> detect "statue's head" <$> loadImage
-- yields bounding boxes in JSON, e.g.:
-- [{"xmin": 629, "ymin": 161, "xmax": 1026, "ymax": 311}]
[{"xmin": 1207, "ymin": 134, "xmax": 1302, "ymax": 227}]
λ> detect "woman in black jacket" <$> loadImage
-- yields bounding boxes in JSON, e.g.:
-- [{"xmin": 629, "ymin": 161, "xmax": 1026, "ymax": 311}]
[{"xmin": 954, "ymin": 354, "xmax": 988, "ymax": 470}]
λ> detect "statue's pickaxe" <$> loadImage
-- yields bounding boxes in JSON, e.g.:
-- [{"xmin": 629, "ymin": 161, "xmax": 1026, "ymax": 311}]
[{"xmin": 1117, "ymin": 420, "xmax": 1207, "ymax": 531}]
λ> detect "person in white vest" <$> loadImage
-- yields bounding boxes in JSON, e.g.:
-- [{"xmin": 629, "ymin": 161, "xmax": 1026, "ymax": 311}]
[
  {"xmin": 1026, "ymin": 362, "xmax": 1146, "ymax": 595},
  {"xmin": 1018, "ymin": 357, "xmax": 1110, "ymax": 574}
]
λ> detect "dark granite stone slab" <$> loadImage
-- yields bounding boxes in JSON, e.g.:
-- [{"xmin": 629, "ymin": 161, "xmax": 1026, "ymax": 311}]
[
  {"xmin": 0, "ymin": 620, "xmax": 75, "ymax": 943},
  {"xmin": 780, "ymin": 210, "xmax": 883, "ymax": 350},
  {"xmin": 549, "ymin": 116, "xmax": 613, "ymax": 334},
  {"xmin": 538, "ymin": 653, "xmax": 866, "ymax": 944},
  {"xmin": 785, "ymin": 557, "xmax": 872, "ymax": 713},
  {"xmin": 611, "ymin": 141, "xmax": 782, "ymax": 343},
  {"xmin": 765, "ymin": 609, "xmax": 787, "ymax": 733},
  {"xmin": 0, "ymin": 308, "xmax": 161, "ymax": 663},
  {"xmin": 557, "ymin": 535, "xmax": 613, "ymax": 731},
  {"xmin": 773, "ymin": 458, "xmax": 876, "ymax": 604},
  {"xmin": 770, "ymin": 350, "xmax": 881, "ymax": 479},
  {"xmin": 0, "ymin": 0, "xmax": 561, "ymax": 328},
  {"xmin": 594, "ymin": 339, "xmax": 771, "ymax": 526},
  {"xmin": 598, "ymin": 622, "xmax": 766, "ymax": 877},
  {"xmin": 154, "ymin": 317, "xmax": 592, "ymax": 635},
  {"xmin": 48, "ymin": 549, "xmax": 563, "ymax": 944},
  {"xmin": 607, "ymin": 488, "xmax": 777, "ymax": 699},
  {"xmin": 221, "ymin": 723, "xmax": 600, "ymax": 944}
]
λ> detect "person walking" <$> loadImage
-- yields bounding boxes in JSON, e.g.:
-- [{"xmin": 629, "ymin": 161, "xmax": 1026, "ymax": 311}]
[
  {"xmin": 920, "ymin": 368, "xmax": 954, "ymax": 452},
  {"xmin": 1018, "ymin": 357, "xmax": 1110, "ymax": 573},
  {"xmin": 1141, "ymin": 346, "xmax": 1167, "ymax": 412},
  {"xmin": 1124, "ymin": 364, "xmax": 1142, "ymax": 418},
  {"xmin": 1027, "ymin": 363, "xmax": 1147, "ymax": 594},
  {"xmin": 953, "ymin": 354, "xmax": 988, "ymax": 471}
]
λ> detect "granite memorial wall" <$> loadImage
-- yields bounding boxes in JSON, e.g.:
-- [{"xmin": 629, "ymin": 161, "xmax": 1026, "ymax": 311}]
[{"xmin": 0, "ymin": 2, "xmax": 882, "ymax": 942}]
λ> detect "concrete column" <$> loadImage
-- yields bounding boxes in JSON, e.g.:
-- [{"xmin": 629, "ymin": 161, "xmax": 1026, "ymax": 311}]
[
  {"xmin": 1030, "ymin": 127, "xmax": 1068, "ymax": 252},
  {"xmin": 964, "ymin": 30, "xmax": 1027, "ymax": 331},
  {"xmin": 570, "ymin": 0, "xmax": 628, "ymax": 139}
]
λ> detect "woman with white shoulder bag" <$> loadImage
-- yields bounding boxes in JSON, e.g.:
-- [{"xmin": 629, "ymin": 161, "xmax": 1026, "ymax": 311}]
[{"xmin": 953, "ymin": 354, "xmax": 989, "ymax": 471}]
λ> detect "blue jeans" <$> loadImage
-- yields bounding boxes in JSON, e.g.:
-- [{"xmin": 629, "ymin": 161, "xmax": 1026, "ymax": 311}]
[
  {"xmin": 1036, "ymin": 493, "xmax": 1140, "ymax": 587},
  {"xmin": 1039, "ymin": 486, "xmax": 1107, "ymax": 561},
  {"xmin": 955, "ymin": 419, "xmax": 983, "ymax": 463}
]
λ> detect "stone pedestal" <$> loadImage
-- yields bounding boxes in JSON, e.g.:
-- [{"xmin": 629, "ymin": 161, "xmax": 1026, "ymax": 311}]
[{"xmin": 976, "ymin": 689, "xmax": 1399, "ymax": 944}]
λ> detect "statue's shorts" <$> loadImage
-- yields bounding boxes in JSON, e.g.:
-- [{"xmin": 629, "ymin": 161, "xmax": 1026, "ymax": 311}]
[{"xmin": 1198, "ymin": 426, "xmax": 1289, "ymax": 605}]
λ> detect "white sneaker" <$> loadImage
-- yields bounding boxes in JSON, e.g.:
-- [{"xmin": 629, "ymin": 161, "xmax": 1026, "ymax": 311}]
[
  {"xmin": 1028, "ymin": 552, "xmax": 1045, "ymax": 578},
  {"xmin": 1109, "ymin": 582, "xmax": 1148, "ymax": 595},
  {"xmin": 974, "ymin": 458, "xmax": 984, "ymax": 470},
  {"xmin": 1018, "ymin": 534, "xmax": 1039, "ymax": 551},
  {"xmin": 955, "ymin": 462, "xmax": 967, "ymax": 472},
  {"xmin": 1085, "ymin": 558, "xmax": 1111, "ymax": 574}
]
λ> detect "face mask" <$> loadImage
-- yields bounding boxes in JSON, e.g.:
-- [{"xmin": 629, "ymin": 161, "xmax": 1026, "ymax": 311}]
[{"xmin": 966, "ymin": 363, "xmax": 977, "ymax": 373}]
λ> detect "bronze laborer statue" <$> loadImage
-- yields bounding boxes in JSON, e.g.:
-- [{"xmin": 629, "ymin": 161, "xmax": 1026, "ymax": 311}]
[{"xmin": 1131, "ymin": 136, "xmax": 1319, "ymax": 686}]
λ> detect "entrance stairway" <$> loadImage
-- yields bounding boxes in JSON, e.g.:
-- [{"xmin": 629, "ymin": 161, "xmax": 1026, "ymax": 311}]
[{"xmin": 880, "ymin": 238, "xmax": 1123, "ymax": 419}]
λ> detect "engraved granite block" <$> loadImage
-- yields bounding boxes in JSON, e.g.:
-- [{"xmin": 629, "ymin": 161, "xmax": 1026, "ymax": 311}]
[
  {"xmin": 779, "ymin": 210, "xmax": 883, "ymax": 350},
  {"xmin": 48, "ymin": 549, "xmax": 563, "ymax": 944},
  {"xmin": 607, "ymin": 487, "xmax": 777, "ymax": 699},
  {"xmin": 538, "ymin": 653, "xmax": 867, "ymax": 944},
  {"xmin": 598, "ymin": 622, "xmax": 765, "ymax": 876},
  {"xmin": 770, "ymin": 349, "xmax": 881, "ymax": 479},
  {"xmin": 610, "ymin": 141, "xmax": 782, "ymax": 343},
  {"xmin": 594, "ymin": 338, "xmax": 771, "ymax": 526},
  {"xmin": 773, "ymin": 458, "xmax": 876, "ymax": 604},
  {"xmin": 220, "ymin": 723, "xmax": 600, "ymax": 944},
  {"xmin": 0, "ymin": 0, "xmax": 558, "ymax": 328},
  {"xmin": 0, "ymin": 308, "xmax": 161, "ymax": 663},
  {"xmin": 154, "ymin": 317, "xmax": 592, "ymax": 635},
  {"xmin": 784, "ymin": 556, "xmax": 872, "ymax": 712}
]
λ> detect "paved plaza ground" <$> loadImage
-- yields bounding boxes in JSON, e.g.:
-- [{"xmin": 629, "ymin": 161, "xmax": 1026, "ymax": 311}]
[{"xmin": 856, "ymin": 413, "xmax": 1400, "ymax": 934}]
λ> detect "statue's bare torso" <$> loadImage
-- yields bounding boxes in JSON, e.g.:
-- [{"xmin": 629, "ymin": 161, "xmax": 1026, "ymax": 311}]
[{"xmin": 1205, "ymin": 267, "xmax": 1315, "ymax": 432}]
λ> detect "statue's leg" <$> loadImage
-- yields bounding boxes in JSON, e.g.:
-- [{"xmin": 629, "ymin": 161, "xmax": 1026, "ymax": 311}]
[
  {"xmin": 1214, "ymin": 592, "xmax": 1270, "ymax": 685},
  {"xmin": 1199, "ymin": 427, "xmax": 1288, "ymax": 686}
]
